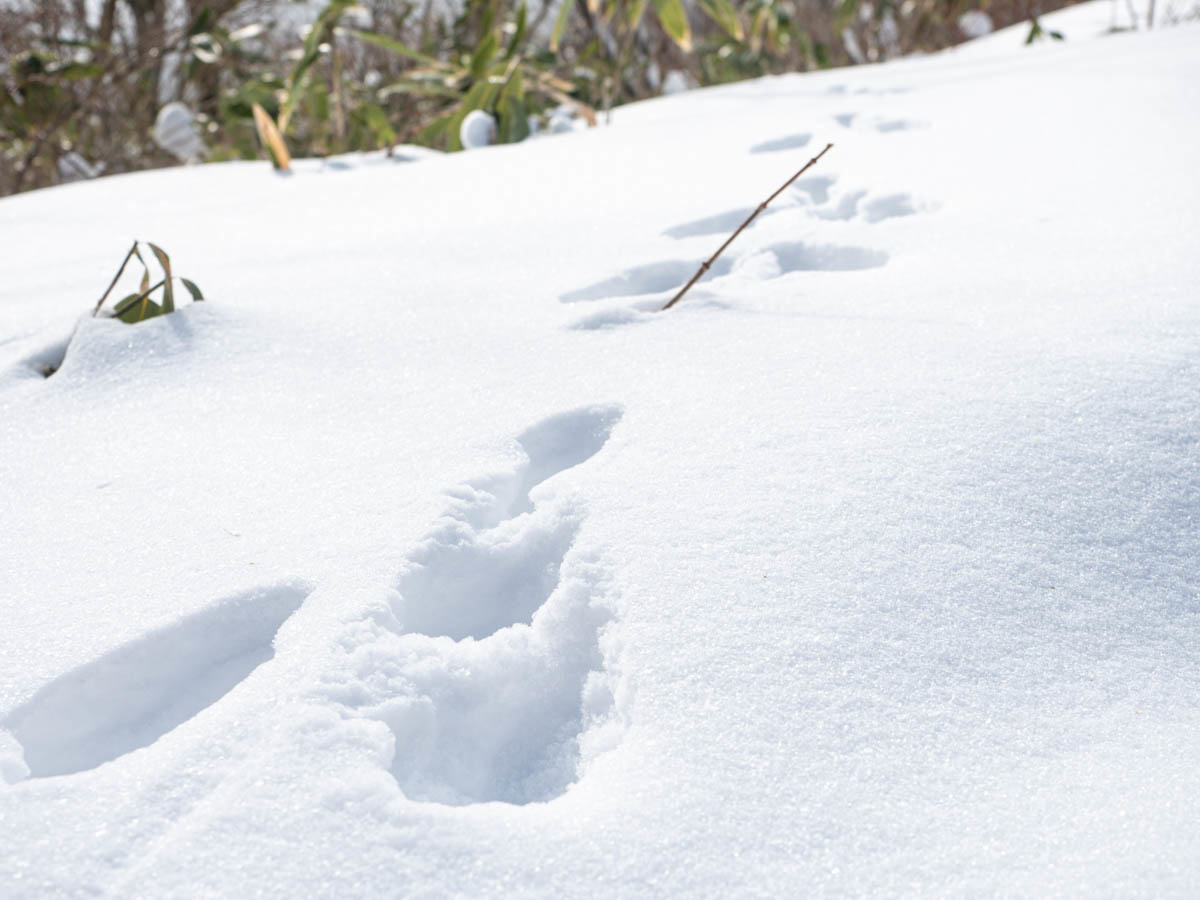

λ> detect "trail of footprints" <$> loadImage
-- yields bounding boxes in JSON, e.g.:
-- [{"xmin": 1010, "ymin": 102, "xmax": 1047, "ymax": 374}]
[
  {"xmin": 1, "ymin": 108, "xmax": 923, "ymax": 803},
  {"xmin": 563, "ymin": 114, "xmax": 927, "ymax": 330},
  {"xmin": 0, "ymin": 407, "xmax": 622, "ymax": 811}
]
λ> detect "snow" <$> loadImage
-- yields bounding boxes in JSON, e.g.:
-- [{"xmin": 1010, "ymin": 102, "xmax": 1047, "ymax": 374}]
[{"xmin": 2, "ymin": 4, "xmax": 1199, "ymax": 894}]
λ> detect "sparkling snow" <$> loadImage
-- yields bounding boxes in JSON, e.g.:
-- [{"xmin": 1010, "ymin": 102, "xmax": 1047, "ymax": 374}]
[{"xmin": 1, "ymin": 3, "xmax": 1198, "ymax": 895}]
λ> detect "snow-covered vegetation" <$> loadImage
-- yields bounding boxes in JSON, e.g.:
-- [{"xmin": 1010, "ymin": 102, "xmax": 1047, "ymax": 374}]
[{"xmin": 1, "ymin": 0, "xmax": 1199, "ymax": 894}]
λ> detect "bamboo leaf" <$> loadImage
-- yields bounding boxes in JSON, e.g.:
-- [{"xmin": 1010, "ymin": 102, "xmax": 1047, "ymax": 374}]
[
  {"xmin": 180, "ymin": 278, "xmax": 205, "ymax": 302},
  {"xmin": 505, "ymin": 3, "xmax": 528, "ymax": 58},
  {"xmin": 279, "ymin": 0, "xmax": 353, "ymax": 133},
  {"xmin": 146, "ymin": 242, "xmax": 174, "ymax": 314},
  {"xmin": 626, "ymin": 0, "xmax": 651, "ymax": 30},
  {"xmin": 111, "ymin": 292, "xmax": 143, "ymax": 315},
  {"xmin": 344, "ymin": 28, "xmax": 450, "ymax": 69},
  {"xmin": 550, "ymin": 0, "xmax": 574, "ymax": 53},
  {"xmin": 469, "ymin": 31, "xmax": 499, "ymax": 77},
  {"xmin": 252, "ymin": 103, "xmax": 292, "ymax": 170},
  {"xmin": 114, "ymin": 296, "xmax": 164, "ymax": 323},
  {"xmin": 698, "ymin": 0, "xmax": 743, "ymax": 41},
  {"xmin": 112, "ymin": 280, "xmax": 166, "ymax": 322},
  {"xmin": 378, "ymin": 79, "xmax": 461, "ymax": 99},
  {"xmin": 651, "ymin": 0, "xmax": 692, "ymax": 50}
]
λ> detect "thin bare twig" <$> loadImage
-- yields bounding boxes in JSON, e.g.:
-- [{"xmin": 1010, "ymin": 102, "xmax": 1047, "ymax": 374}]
[{"xmin": 662, "ymin": 142, "xmax": 834, "ymax": 311}]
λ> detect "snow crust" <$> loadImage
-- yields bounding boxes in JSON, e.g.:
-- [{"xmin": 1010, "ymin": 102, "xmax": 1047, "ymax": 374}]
[{"xmin": 1, "ymin": 5, "xmax": 1198, "ymax": 894}]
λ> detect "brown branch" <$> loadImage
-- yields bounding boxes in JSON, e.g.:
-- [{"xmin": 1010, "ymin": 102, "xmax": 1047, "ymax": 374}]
[{"xmin": 662, "ymin": 142, "xmax": 834, "ymax": 311}]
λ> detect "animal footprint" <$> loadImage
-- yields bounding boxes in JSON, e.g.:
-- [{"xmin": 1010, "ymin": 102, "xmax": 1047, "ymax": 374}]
[
  {"xmin": 662, "ymin": 207, "xmax": 757, "ymax": 239},
  {"xmin": 742, "ymin": 241, "xmax": 888, "ymax": 275},
  {"xmin": 559, "ymin": 258, "xmax": 733, "ymax": 304},
  {"xmin": 566, "ymin": 169, "xmax": 925, "ymax": 330},
  {"xmin": 791, "ymin": 175, "xmax": 837, "ymax": 205},
  {"xmin": 806, "ymin": 190, "xmax": 919, "ymax": 223},
  {"xmin": 862, "ymin": 193, "xmax": 918, "ymax": 222},
  {"xmin": 835, "ymin": 112, "xmax": 922, "ymax": 132},
  {"xmin": 1, "ymin": 584, "xmax": 307, "ymax": 779},
  {"xmin": 750, "ymin": 132, "xmax": 812, "ymax": 154},
  {"xmin": 357, "ymin": 406, "xmax": 625, "ymax": 805},
  {"xmin": 394, "ymin": 407, "xmax": 620, "ymax": 640}
]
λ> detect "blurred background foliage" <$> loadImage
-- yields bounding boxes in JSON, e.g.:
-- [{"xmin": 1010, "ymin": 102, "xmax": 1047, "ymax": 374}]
[{"xmin": 0, "ymin": 0, "xmax": 1135, "ymax": 195}]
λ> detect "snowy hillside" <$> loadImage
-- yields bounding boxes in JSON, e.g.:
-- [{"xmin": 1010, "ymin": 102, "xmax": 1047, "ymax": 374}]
[{"xmin": 1, "ymin": 3, "xmax": 1198, "ymax": 895}]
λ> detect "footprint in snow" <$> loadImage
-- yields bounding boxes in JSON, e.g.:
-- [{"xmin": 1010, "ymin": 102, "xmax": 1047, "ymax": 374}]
[
  {"xmin": 559, "ymin": 258, "xmax": 734, "ymax": 305},
  {"xmin": 749, "ymin": 132, "xmax": 812, "ymax": 154},
  {"xmin": 835, "ymin": 112, "xmax": 923, "ymax": 132},
  {"xmin": 0, "ymin": 584, "xmax": 308, "ymax": 780},
  {"xmin": 563, "ymin": 171, "xmax": 926, "ymax": 330},
  {"xmin": 663, "ymin": 174, "xmax": 920, "ymax": 237},
  {"xmin": 348, "ymin": 406, "xmax": 625, "ymax": 806}
]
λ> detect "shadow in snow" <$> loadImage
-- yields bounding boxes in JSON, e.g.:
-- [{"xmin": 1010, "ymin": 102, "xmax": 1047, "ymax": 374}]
[
  {"xmin": 750, "ymin": 132, "xmax": 812, "ymax": 154},
  {"xmin": 560, "ymin": 258, "xmax": 733, "ymax": 303},
  {"xmin": 1, "ymin": 584, "xmax": 307, "ymax": 778}
]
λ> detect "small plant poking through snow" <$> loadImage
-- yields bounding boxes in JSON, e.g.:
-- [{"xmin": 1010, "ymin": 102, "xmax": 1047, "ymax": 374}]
[{"xmin": 92, "ymin": 241, "xmax": 204, "ymax": 324}]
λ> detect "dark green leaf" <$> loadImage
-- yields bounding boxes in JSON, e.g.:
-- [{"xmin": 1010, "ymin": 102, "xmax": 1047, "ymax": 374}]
[
  {"xmin": 469, "ymin": 31, "xmax": 499, "ymax": 78},
  {"xmin": 180, "ymin": 278, "xmax": 205, "ymax": 302},
  {"xmin": 497, "ymin": 94, "xmax": 529, "ymax": 143},
  {"xmin": 505, "ymin": 3, "xmax": 528, "ymax": 59}
]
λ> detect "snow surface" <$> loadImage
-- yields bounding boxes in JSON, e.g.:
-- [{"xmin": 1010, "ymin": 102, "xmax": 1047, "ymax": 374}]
[{"xmin": 2, "ymin": 4, "xmax": 1199, "ymax": 895}]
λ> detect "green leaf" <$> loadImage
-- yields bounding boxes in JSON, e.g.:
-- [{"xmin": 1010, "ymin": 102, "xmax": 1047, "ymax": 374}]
[
  {"xmin": 550, "ymin": 0, "xmax": 574, "ymax": 52},
  {"xmin": 626, "ymin": 0, "xmax": 651, "ymax": 31},
  {"xmin": 378, "ymin": 79, "xmax": 461, "ymax": 100},
  {"xmin": 111, "ymin": 292, "xmax": 141, "ymax": 314},
  {"xmin": 146, "ymin": 242, "xmax": 175, "ymax": 314},
  {"xmin": 698, "ymin": 0, "xmax": 743, "ymax": 41},
  {"xmin": 180, "ymin": 278, "xmax": 205, "ymax": 302},
  {"xmin": 344, "ymin": 28, "xmax": 450, "ymax": 69},
  {"xmin": 505, "ymin": 3, "xmax": 528, "ymax": 59},
  {"xmin": 417, "ymin": 110, "xmax": 458, "ymax": 148},
  {"xmin": 651, "ymin": 0, "xmax": 692, "ymax": 50},
  {"xmin": 624, "ymin": 0, "xmax": 650, "ymax": 28},
  {"xmin": 497, "ymin": 67, "xmax": 529, "ymax": 143},
  {"xmin": 112, "ymin": 284, "xmax": 165, "ymax": 323},
  {"xmin": 114, "ymin": 297, "xmax": 164, "ymax": 323},
  {"xmin": 362, "ymin": 103, "xmax": 396, "ymax": 146},
  {"xmin": 279, "ymin": 0, "xmax": 354, "ymax": 133},
  {"xmin": 497, "ymin": 94, "xmax": 529, "ymax": 143},
  {"xmin": 469, "ymin": 31, "xmax": 499, "ymax": 78}
]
